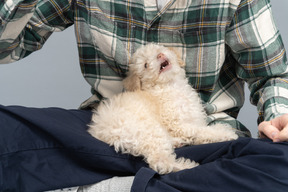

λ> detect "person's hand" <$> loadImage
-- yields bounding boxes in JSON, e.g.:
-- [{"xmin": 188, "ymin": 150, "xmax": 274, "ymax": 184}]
[{"xmin": 258, "ymin": 114, "xmax": 288, "ymax": 142}]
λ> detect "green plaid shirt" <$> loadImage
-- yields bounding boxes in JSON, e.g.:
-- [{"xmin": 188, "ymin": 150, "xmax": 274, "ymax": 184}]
[{"xmin": 1, "ymin": 0, "xmax": 288, "ymax": 137}]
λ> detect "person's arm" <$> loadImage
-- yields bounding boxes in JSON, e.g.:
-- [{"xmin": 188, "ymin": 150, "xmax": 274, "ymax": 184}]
[
  {"xmin": 225, "ymin": 0, "xmax": 288, "ymax": 141},
  {"xmin": 0, "ymin": 0, "xmax": 74, "ymax": 64}
]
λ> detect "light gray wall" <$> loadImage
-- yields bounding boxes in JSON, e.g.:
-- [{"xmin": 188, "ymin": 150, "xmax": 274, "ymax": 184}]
[
  {"xmin": 0, "ymin": 27, "xmax": 91, "ymax": 109},
  {"xmin": 0, "ymin": 0, "xmax": 287, "ymax": 137}
]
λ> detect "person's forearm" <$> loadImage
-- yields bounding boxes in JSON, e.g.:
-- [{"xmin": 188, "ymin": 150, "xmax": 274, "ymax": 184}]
[
  {"xmin": 225, "ymin": 0, "xmax": 288, "ymax": 123},
  {"xmin": 0, "ymin": 0, "xmax": 74, "ymax": 64},
  {"xmin": 0, "ymin": 0, "xmax": 38, "ymax": 62}
]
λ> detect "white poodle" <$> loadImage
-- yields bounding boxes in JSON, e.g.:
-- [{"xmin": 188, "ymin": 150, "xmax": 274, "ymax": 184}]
[{"xmin": 88, "ymin": 44, "xmax": 238, "ymax": 174}]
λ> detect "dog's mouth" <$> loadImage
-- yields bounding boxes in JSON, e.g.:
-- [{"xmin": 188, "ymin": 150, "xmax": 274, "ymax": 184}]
[{"xmin": 159, "ymin": 60, "xmax": 171, "ymax": 73}]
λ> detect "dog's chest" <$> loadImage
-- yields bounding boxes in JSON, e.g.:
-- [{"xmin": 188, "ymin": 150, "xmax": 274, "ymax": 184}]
[
  {"xmin": 154, "ymin": 85, "xmax": 197, "ymax": 117},
  {"xmin": 160, "ymin": 88, "xmax": 193, "ymax": 110}
]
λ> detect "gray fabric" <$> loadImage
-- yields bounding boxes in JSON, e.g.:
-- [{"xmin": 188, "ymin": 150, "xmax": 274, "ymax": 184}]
[{"xmin": 46, "ymin": 176, "xmax": 135, "ymax": 192}]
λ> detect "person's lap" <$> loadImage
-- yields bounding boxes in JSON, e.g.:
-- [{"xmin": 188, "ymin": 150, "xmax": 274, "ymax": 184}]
[{"xmin": 0, "ymin": 105, "xmax": 287, "ymax": 192}]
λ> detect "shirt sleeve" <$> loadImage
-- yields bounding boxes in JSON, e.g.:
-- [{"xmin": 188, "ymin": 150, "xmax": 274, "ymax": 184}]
[
  {"xmin": 225, "ymin": 0, "xmax": 288, "ymax": 123},
  {"xmin": 0, "ymin": 0, "xmax": 74, "ymax": 64}
]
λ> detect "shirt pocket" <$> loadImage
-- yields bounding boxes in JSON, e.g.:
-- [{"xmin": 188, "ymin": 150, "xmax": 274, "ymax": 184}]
[{"xmin": 86, "ymin": 8, "xmax": 133, "ymax": 77}]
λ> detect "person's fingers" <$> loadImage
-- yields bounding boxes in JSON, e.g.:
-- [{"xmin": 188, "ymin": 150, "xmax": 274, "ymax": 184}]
[
  {"xmin": 270, "ymin": 114, "xmax": 288, "ymax": 142},
  {"xmin": 258, "ymin": 120, "xmax": 280, "ymax": 140},
  {"xmin": 276, "ymin": 126, "xmax": 288, "ymax": 142},
  {"xmin": 271, "ymin": 114, "xmax": 288, "ymax": 130}
]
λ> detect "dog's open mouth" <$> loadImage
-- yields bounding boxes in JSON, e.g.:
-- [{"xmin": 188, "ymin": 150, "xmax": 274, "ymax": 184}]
[{"xmin": 160, "ymin": 60, "xmax": 171, "ymax": 73}]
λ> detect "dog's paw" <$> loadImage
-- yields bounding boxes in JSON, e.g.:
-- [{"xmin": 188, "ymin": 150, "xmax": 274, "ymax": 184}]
[
  {"xmin": 206, "ymin": 124, "xmax": 238, "ymax": 143},
  {"xmin": 192, "ymin": 124, "xmax": 239, "ymax": 145},
  {"xmin": 172, "ymin": 138, "xmax": 187, "ymax": 148},
  {"xmin": 214, "ymin": 124, "xmax": 238, "ymax": 142},
  {"xmin": 173, "ymin": 157, "xmax": 199, "ymax": 172},
  {"xmin": 151, "ymin": 157, "xmax": 199, "ymax": 174},
  {"xmin": 221, "ymin": 130, "xmax": 238, "ymax": 141}
]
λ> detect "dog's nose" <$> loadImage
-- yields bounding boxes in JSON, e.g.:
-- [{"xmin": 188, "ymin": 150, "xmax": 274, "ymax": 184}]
[{"xmin": 157, "ymin": 53, "xmax": 165, "ymax": 59}]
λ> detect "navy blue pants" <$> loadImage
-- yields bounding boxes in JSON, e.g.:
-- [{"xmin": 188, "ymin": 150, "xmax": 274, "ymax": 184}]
[{"xmin": 0, "ymin": 105, "xmax": 288, "ymax": 192}]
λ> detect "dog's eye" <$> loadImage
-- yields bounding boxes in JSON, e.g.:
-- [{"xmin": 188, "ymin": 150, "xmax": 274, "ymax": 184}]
[{"xmin": 144, "ymin": 63, "xmax": 148, "ymax": 68}]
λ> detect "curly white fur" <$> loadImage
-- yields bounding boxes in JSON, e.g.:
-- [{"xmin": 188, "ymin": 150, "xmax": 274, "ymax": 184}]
[{"xmin": 88, "ymin": 44, "xmax": 238, "ymax": 174}]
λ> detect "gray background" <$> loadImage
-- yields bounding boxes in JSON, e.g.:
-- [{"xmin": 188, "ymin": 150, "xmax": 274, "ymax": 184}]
[{"xmin": 0, "ymin": 0, "xmax": 287, "ymax": 138}]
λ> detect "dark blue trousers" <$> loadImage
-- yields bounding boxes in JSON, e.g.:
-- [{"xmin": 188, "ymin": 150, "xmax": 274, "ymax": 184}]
[{"xmin": 0, "ymin": 105, "xmax": 288, "ymax": 192}]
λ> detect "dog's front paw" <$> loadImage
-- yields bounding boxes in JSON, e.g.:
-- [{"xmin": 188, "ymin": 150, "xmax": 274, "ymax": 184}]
[
  {"xmin": 214, "ymin": 124, "xmax": 239, "ymax": 142},
  {"xmin": 206, "ymin": 124, "xmax": 238, "ymax": 143},
  {"xmin": 222, "ymin": 130, "xmax": 238, "ymax": 141},
  {"xmin": 192, "ymin": 124, "xmax": 239, "ymax": 145}
]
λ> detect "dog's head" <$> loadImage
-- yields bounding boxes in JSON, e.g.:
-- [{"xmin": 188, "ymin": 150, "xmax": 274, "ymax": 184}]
[{"xmin": 123, "ymin": 44, "xmax": 185, "ymax": 91}]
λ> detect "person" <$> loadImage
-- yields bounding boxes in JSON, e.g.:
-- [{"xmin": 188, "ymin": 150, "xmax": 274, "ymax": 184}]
[{"xmin": 0, "ymin": 0, "xmax": 288, "ymax": 191}]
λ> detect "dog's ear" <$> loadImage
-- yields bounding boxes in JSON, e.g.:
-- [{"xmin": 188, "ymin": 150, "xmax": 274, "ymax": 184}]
[
  {"xmin": 168, "ymin": 47, "xmax": 185, "ymax": 68},
  {"xmin": 123, "ymin": 71, "xmax": 141, "ymax": 91},
  {"xmin": 177, "ymin": 55, "xmax": 185, "ymax": 68}
]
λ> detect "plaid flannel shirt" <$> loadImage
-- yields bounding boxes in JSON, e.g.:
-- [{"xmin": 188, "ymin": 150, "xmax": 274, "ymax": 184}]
[{"xmin": 1, "ymin": 0, "xmax": 288, "ymax": 137}]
